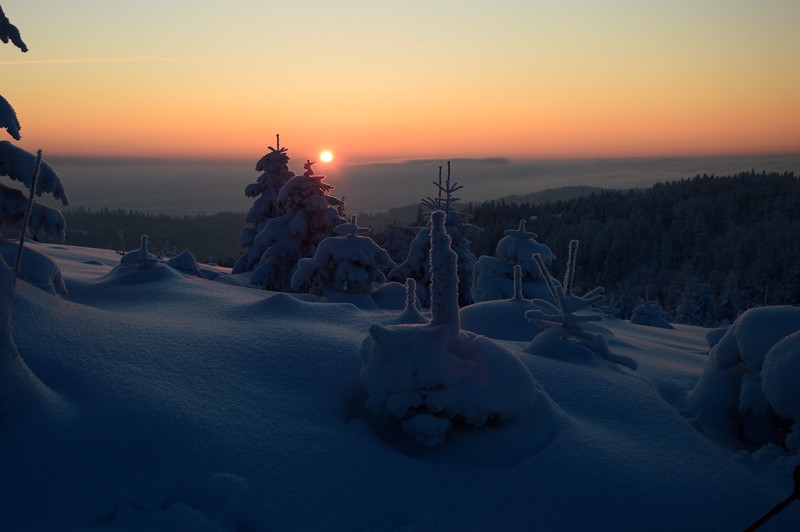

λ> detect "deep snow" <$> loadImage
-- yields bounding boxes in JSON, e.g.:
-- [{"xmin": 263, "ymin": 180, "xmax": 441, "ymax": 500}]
[{"xmin": 1, "ymin": 241, "xmax": 799, "ymax": 531}]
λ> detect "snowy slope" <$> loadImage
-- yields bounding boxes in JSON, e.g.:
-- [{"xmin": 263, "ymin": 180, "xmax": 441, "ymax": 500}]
[{"xmin": 2, "ymin": 242, "xmax": 798, "ymax": 531}]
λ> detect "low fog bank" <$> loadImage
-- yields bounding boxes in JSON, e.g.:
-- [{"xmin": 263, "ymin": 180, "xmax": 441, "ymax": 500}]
[{"xmin": 46, "ymin": 153, "xmax": 800, "ymax": 215}]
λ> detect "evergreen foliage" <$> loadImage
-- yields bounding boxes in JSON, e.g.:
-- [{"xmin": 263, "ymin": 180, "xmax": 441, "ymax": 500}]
[{"xmin": 465, "ymin": 171, "xmax": 800, "ymax": 325}]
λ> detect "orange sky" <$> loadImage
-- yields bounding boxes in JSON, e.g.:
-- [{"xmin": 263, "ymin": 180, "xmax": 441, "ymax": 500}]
[{"xmin": 3, "ymin": 1, "xmax": 799, "ymax": 162}]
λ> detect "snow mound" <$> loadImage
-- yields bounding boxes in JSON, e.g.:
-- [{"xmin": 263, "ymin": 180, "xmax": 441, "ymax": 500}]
[
  {"xmin": 0, "ymin": 240, "xmax": 66, "ymax": 295},
  {"xmin": 761, "ymin": 330, "xmax": 800, "ymax": 451},
  {"xmin": 360, "ymin": 323, "xmax": 540, "ymax": 448},
  {"xmin": 688, "ymin": 305, "xmax": 800, "ymax": 451},
  {"xmin": 460, "ymin": 297, "xmax": 545, "ymax": 341},
  {"xmin": 167, "ymin": 249, "xmax": 202, "ymax": 277}
]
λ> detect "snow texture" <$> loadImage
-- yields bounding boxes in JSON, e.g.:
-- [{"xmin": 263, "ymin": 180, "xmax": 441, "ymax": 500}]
[
  {"xmin": 167, "ymin": 249, "xmax": 202, "ymax": 277},
  {"xmin": 2, "ymin": 243, "xmax": 799, "ymax": 530},
  {"xmin": 0, "ymin": 239, "xmax": 66, "ymax": 295}
]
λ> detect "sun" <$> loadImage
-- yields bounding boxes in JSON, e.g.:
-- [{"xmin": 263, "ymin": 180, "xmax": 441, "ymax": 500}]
[{"xmin": 320, "ymin": 150, "xmax": 333, "ymax": 163}]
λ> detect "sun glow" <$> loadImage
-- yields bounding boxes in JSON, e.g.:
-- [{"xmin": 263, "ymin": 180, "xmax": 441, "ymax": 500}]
[{"xmin": 320, "ymin": 150, "xmax": 333, "ymax": 163}]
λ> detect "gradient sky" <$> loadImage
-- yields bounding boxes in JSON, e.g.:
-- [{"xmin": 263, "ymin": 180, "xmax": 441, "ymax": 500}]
[{"xmin": 3, "ymin": 0, "xmax": 799, "ymax": 162}]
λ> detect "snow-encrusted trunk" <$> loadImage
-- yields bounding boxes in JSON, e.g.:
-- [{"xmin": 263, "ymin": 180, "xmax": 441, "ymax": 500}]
[{"xmin": 428, "ymin": 210, "xmax": 459, "ymax": 332}]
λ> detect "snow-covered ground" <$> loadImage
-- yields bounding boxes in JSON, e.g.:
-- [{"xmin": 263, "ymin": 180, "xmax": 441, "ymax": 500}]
[{"xmin": 2, "ymin": 242, "xmax": 798, "ymax": 531}]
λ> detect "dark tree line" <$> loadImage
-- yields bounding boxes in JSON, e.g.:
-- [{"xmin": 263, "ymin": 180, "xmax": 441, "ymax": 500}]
[
  {"xmin": 457, "ymin": 171, "xmax": 799, "ymax": 325},
  {"xmin": 62, "ymin": 207, "xmax": 244, "ymax": 266}
]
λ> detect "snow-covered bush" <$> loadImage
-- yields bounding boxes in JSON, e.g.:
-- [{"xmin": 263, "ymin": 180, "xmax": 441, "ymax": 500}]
[
  {"xmin": 360, "ymin": 210, "xmax": 537, "ymax": 447},
  {"xmin": 630, "ymin": 301, "xmax": 674, "ymax": 329},
  {"xmin": 460, "ymin": 265, "xmax": 545, "ymax": 341},
  {"xmin": 290, "ymin": 215, "xmax": 395, "ymax": 295},
  {"xmin": 524, "ymin": 240, "xmax": 637, "ymax": 370},
  {"xmin": 167, "ymin": 249, "xmax": 202, "ymax": 277},
  {"xmin": 471, "ymin": 219, "xmax": 555, "ymax": 303},
  {"xmin": 232, "ymin": 136, "xmax": 295, "ymax": 274},
  {"xmin": 247, "ymin": 159, "xmax": 345, "ymax": 291},
  {"xmin": 389, "ymin": 163, "xmax": 479, "ymax": 307},
  {"xmin": 120, "ymin": 235, "xmax": 159, "ymax": 269},
  {"xmin": 0, "ymin": 9, "xmax": 68, "ymax": 243},
  {"xmin": 688, "ymin": 305, "xmax": 800, "ymax": 452}
]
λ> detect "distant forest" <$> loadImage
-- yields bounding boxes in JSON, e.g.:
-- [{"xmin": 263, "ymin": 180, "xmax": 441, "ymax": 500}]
[{"xmin": 61, "ymin": 171, "xmax": 798, "ymax": 326}]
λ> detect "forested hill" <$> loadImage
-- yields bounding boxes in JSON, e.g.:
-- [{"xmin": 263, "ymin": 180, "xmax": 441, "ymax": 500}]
[
  {"xmin": 58, "ymin": 171, "xmax": 798, "ymax": 326},
  {"xmin": 464, "ymin": 171, "xmax": 799, "ymax": 324}
]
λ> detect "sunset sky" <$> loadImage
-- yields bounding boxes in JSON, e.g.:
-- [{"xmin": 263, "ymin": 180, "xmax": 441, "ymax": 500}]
[{"xmin": 3, "ymin": 0, "xmax": 799, "ymax": 163}]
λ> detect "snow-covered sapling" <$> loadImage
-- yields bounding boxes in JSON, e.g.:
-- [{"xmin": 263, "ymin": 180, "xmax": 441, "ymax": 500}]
[
  {"xmin": 525, "ymin": 240, "xmax": 637, "ymax": 370},
  {"xmin": 361, "ymin": 210, "xmax": 538, "ymax": 447}
]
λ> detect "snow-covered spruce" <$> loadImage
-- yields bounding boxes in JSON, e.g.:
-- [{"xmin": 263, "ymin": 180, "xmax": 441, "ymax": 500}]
[
  {"xmin": 688, "ymin": 305, "xmax": 800, "ymax": 452},
  {"xmin": 290, "ymin": 215, "xmax": 395, "ymax": 296},
  {"xmin": 389, "ymin": 163, "xmax": 479, "ymax": 307},
  {"xmin": 232, "ymin": 137, "xmax": 295, "ymax": 274},
  {"xmin": 524, "ymin": 240, "xmax": 637, "ymax": 370},
  {"xmin": 247, "ymin": 159, "xmax": 345, "ymax": 291},
  {"xmin": 360, "ymin": 210, "xmax": 537, "ymax": 447},
  {"xmin": 472, "ymin": 219, "xmax": 556, "ymax": 303}
]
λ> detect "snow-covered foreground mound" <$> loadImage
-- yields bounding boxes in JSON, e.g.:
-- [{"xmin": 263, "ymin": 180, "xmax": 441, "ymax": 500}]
[{"xmin": 2, "ymin": 242, "xmax": 799, "ymax": 530}]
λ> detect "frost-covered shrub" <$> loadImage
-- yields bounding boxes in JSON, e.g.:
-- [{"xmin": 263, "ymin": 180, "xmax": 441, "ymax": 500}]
[
  {"xmin": 290, "ymin": 215, "xmax": 395, "ymax": 295},
  {"xmin": 361, "ymin": 211, "xmax": 537, "ymax": 447},
  {"xmin": 688, "ymin": 305, "xmax": 800, "ymax": 452},
  {"xmin": 630, "ymin": 302, "xmax": 674, "ymax": 329},
  {"xmin": 524, "ymin": 240, "xmax": 637, "ymax": 370},
  {"xmin": 471, "ymin": 219, "xmax": 555, "ymax": 303}
]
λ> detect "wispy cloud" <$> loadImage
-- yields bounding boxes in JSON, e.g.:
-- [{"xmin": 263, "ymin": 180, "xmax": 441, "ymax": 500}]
[{"xmin": 0, "ymin": 56, "xmax": 199, "ymax": 66}]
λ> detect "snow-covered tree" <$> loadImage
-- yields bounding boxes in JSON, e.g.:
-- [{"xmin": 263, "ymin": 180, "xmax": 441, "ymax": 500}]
[
  {"xmin": 688, "ymin": 305, "xmax": 800, "ymax": 453},
  {"xmin": 524, "ymin": 240, "xmax": 637, "ymax": 370},
  {"xmin": 0, "ymin": 7, "xmax": 68, "ymax": 243},
  {"xmin": 471, "ymin": 219, "xmax": 556, "ymax": 303},
  {"xmin": 389, "ymin": 163, "xmax": 479, "ymax": 306},
  {"xmin": 249, "ymin": 159, "xmax": 345, "ymax": 291},
  {"xmin": 360, "ymin": 210, "xmax": 538, "ymax": 447},
  {"xmin": 290, "ymin": 215, "xmax": 395, "ymax": 295},
  {"xmin": 232, "ymin": 135, "xmax": 295, "ymax": 274},
  {"xmin": 379, "ymin": 221, "xmax": 410, "ymax": 265}
]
